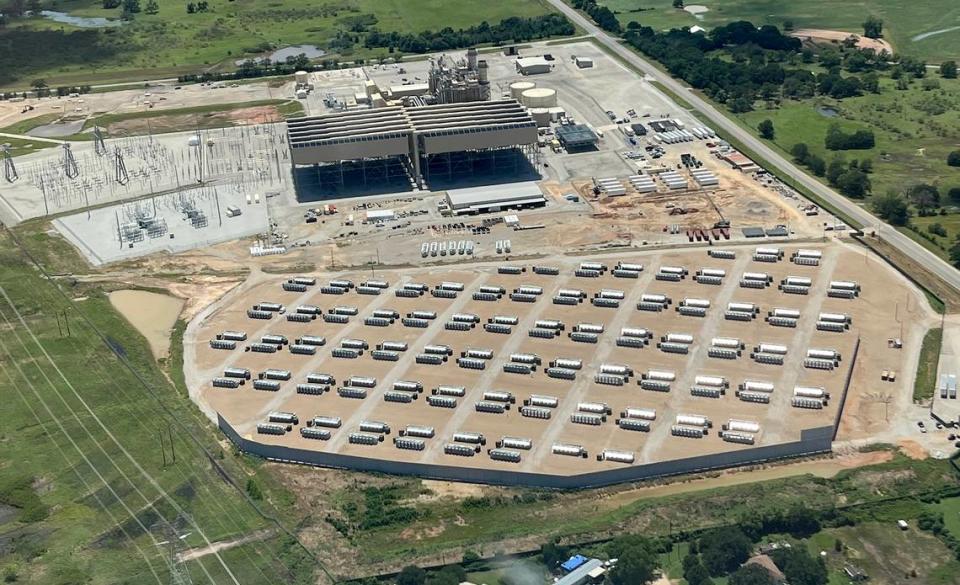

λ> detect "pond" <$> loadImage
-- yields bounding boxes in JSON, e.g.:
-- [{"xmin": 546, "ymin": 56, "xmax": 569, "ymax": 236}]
[
  {"xmin": 40, "ymin": 10, "xmax": 124, "ymax": 28},
  {"xmin": 817, "ymin": 106, "xmax": 840, "ymax": 118},
  {"xmin": 235, "ymin": 45, "xmax": 326, "ymax": 65}
]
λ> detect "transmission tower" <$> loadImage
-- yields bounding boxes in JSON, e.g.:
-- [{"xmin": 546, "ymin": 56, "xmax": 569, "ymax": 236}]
[
  {"xmin": 152, "ymin": 514, "xmax": 195, "ymax": 585},
  {"xmin": 93, "ymin": 126, "xmax": 107, "ymax": 156},
  {"xmin": 1, "ymin": 144, "xmax": 17, "ymax": 183},
  {"xmin": 115, "ymin": 147, "xmax": 129, "ymax": 185},
  {"xmin": 62, "ymin": 143, "xmax": 79, "ymax": 179}
]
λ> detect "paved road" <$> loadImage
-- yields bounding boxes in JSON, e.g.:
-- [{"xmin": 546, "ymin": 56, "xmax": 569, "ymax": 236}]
[{"xmin": 544, "ymin": 0, "xmax": 960, "ymax": 293}]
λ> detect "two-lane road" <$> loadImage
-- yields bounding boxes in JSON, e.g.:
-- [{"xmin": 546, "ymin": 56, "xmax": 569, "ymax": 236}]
[{"xmin": 545, "ymin": 0, "xmax": 960, "ymax": 292}]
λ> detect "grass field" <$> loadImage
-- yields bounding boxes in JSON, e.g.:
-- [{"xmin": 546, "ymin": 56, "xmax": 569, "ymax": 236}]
[
  {"xmin": 600, "ymin": 0, "xmax": 960, "ymax": 62},
  {"xmin": 0, "ymin": 0, "xmax": 556, "ymax": 88},
  {"xmin": 914, "ymin": 327, "xmax": 944, "ymax": 402},
  {"xmin": 931, "ymin": 496, "xmax": 960, "ymax": 541},
  {"xmin": 736, "ymin": 76, "xmax": 960, "ymax": 255},
  {"xmin": 0, "ymin": 225, "xmax": 314, "ymax": 584},
  {"xmin": 805, "ymin": 521, "xmax": 960, "ymax": 585}
]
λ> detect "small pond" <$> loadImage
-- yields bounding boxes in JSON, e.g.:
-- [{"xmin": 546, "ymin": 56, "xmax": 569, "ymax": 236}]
[
  {"xmin": 40, "ymin": 10, "xmax": 124, "ymax": 28},
  {"xmin": 816, "ymin": 106, "xmax": 840, "ymax": 118},
  {"xmin": 235, "ymin": 45, "xmax": 326, "ymax": 65}
]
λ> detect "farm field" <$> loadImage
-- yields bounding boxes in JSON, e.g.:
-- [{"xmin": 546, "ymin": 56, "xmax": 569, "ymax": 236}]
[
  {"xmin": 0, "ymin": 0, "xmax": 556, "ymax": 88},
  {"xmin": 599, "ymin": 0, "xmax": 960, "ymax": 62}
]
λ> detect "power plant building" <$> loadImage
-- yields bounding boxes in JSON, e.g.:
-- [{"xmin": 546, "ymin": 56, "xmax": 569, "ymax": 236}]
[
  {"xmin": 515, "ymin": 56, "xmax": 552, "ymax": 75},
  {"xmin": 287, "ymin": 100, "xmax": 539, "ymax": 192},
  {"xmin": 444, "ymin": 181, "xmax": 546, "ymax": 215}
]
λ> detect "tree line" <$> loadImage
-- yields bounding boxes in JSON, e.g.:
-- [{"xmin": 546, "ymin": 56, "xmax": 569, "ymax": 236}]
[
  {"xmin": 619, "ymin": 21, "xmax": 905, "ymax": 112},
  {"xmin": 362, "ymin": 15, "xmax": 575, "ymax": 54}
]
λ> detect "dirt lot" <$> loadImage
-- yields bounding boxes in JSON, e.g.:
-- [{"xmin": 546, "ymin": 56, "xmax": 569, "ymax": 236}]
[
  {"xmin": 791, "ymin": 29, "xmax": 895, "ymax": 54},
  {"xmin": 184, "ymin": 241, "xmax": 933, "ymax": 478},
  {"xmin": 105, "ymin": 105, "xmax": 286, "ymax": 137}
]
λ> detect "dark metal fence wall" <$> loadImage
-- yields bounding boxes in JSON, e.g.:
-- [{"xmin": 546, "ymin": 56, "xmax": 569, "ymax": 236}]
[{"xmin": 219, "ymin": 416, "xmax": 835, "ymax": 489}]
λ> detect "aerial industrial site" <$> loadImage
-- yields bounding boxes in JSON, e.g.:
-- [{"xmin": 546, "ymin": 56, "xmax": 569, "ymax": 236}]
[
  {"xmin": 4, "ymin": 0, "xmax": 960, "ymax": 581},
  {"xmin": 1, "ymin": 41, "xmax": 940, "ymax": 486}
]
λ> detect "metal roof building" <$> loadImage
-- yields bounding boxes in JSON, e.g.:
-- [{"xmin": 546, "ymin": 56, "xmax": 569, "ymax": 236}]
[
  {"xmin": 287, "ymin": 101, "xmax": 539, "ymax": 193},
  {"xmin": 555, "ymin": 559, "xmax": 604, "ymax": 585},
  {"xmin": 444, "ymin": 181, "xmax": 546, "ymax": 215},
  {"xmin": 515, "ymin": 56, "xmax": 552, "ymax": 75}
]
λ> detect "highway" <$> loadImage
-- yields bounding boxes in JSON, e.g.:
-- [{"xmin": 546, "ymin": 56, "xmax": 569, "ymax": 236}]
[{"xmin": 544, "ymin": 0, "xmax": 960, "ymax": 293}]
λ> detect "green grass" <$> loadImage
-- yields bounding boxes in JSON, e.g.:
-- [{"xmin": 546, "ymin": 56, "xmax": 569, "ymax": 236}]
[
  {"xmin": 906, "ymin": 214, "xmax": 960, "ymax": 260},
  {"xmin": 320, "ymin": 453, "xmax": 957, "ymax": 567},
  {"xmin": 0, "ymin": 0, "xmax": 557, "ymax": 87},
  {"xmin": 805, "ymin": 522, "xmax": 959, "ymax": 585},
  {"xmin": 0, "ymin": 135, "xmax": 59, "ymax": 157},
  {"xmin": 737, "ymin": 77, "xmax": 960, "ymax": 199},
  {"xmin": 599, "ymin": 0, "xmax": 960, "ymax": 62},
  {"xmin": 914, "ymin": 327, "xmax": 944, "ymax": 402},
  {"xmin": 0, "ymin": 225, "xmax": 314, "ymax": 584},
  {"xmin": 930, "ymin": 496, "xmax": 960, "ymax": 541}
]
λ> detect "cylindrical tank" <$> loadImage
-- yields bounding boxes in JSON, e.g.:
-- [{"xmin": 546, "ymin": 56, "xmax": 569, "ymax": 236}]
[
  {"xmin": 477, "ymin": 60, "xmax": 489, "ymax": 83},
  {"xmin": 466, "ymin": 47, "xmax": 479, "ymax": 70},
  {"xmin": 295, "ymin": 70, "xmax": 309, "ymax": 85},
  {"xmin": 530, "ymin": 107, "xmax": 551, "ymax": 127},
  {"xmin": 727, "ymin": 419, "xmax": 761, "ymax": 433},
  {"xmin": 510, "ymin": 81, "xmax": 537, "ymax": 100},
  {"xmin": 521, "ymin": 87, "xmax": 557, "ymax": 108}
]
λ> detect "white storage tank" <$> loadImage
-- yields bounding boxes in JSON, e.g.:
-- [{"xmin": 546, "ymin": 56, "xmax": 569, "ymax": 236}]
[
  {"xmin": 510, "ymin": 81, "xmax": 537, "ymax": 100},
  {"xmin": 521, "ymin": 87, "xmax": 558, "ymax": 108},
  {"xmin": 295, "ymin": 70, "xmax": 309, "ymax": 85}
]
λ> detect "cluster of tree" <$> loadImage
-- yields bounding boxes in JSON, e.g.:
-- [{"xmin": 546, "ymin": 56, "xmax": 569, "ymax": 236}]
[
  {"xmin": 395, "ymin": 564, "xmax": 467, "ymax": 585},
  {"xmin": 791, "ymin": 143, "xmax": 827, "ymax": 177},
  {"xmin": 769, "ymin": 547, "xmax": 828, "ymax": 585},
  {"xmin": 0, "ymin": 80, "xmax": 93, "ymax": 99},
  {"xmin": 102, "ymin": 0, "xmax": 152, "ymax": 18},
  {"xmin": 618, "ymin": 21, "xmax": 888, "ymax": 111},
  {"xmin": 825, "ymin": 123, "xmax": 875, "ymax": 150},
  {"xmin": 863, "ymin": 17, "xmax": 883, "ymax": 39},
  {"xmin": 948, "ymin": 150, "xmax": 960, "ymax": 167},
  {"xmin": 872, "ymin": 191, "xmax": 911, "ymax": 225},
  {"xmin": 941, "ymin": 61, "xmax": 958, "ymax": 79},
  {"xmin": 605, "ymin": 535, "xmax": 661, "ymax": 585},
  {"xmin": 186, "ymin": 1, "xmax": 209, "ymax": 14},
  {"xmin": 681, "ymin": 549, "xmax": 715, "ymax": 585},
  {"xmin": 362, "ymin": 15, "xmax": 575, "ymax": 54},
  {"xmin": 826, "ymin": 157, "xmax": 872, "ymax": 197},
  {"xmin": 177, "ymin": 53, "xmax": 328, "ymax": 83},
  {"xmin": 571, "ymin": 0, "xmax": 620, "ymax": 33},
  {"xmin": 737, "ymin": 505, "xmax": 823, "ymax": 540}
]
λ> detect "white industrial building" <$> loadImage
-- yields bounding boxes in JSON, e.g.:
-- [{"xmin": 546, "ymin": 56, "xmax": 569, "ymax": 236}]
[
  {"xmin": 444, "ymin": 181, "xmax": 546, "ymax": 215},
  {"xmin": 515, "ymin": 56, "xmax": 552, "ymax": 75},
  {"xmin": 287, "ymin": 100, "xmax": 539, "ymax": 192}
]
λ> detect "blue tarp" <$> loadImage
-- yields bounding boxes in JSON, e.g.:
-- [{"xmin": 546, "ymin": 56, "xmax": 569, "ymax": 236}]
[{"xmin": 561, "ymin": 555, "xmax": 588, "ymax": 573}]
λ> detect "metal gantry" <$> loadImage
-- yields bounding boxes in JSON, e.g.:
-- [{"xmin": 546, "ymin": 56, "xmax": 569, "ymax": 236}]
[
  {"xmin": 1, "ymin": 144, "xmax": 17, "ymax": 182},
  {"xmin": 93, "ymin": 126, "xmax": 107, "ymax": 156},
  {"xmin": 62, "ymin": 143, "xmax": 80, "ymax": 179},
  {"xmin": 114, "ymin": 147, "xmax": 129, "ymax": 185}
]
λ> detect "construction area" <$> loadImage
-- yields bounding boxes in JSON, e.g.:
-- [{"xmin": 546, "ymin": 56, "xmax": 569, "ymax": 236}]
[{"xmin": 184, "ymin": 242, "xmax": 932, "ymax": 485}]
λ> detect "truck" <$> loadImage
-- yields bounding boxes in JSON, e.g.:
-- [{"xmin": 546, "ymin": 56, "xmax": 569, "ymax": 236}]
[{"xmin": 225, "ymin": 205, "xmax": 242, "ymax": 218}]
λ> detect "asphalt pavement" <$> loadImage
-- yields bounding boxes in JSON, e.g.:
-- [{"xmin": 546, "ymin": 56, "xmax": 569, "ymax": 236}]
[{"xmin": 543, "ymin": 0, "xmax": 960, "ymax": 293}]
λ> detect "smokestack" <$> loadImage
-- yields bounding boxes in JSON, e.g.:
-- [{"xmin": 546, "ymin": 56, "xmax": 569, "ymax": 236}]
[
  {"xmin": 466, "ymin": 47, "xmax": 479, "ymax": 71},
  {"xmin": 478, "ymin": 60, "xmax": 488, "ymax": 84}
]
